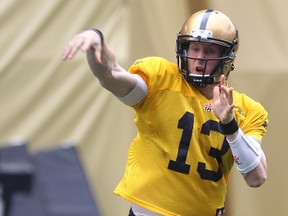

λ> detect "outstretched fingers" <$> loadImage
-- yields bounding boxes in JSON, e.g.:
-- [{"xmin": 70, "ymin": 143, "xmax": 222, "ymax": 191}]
[
  {"xmin": 62, "ymin": 36, "xmax": 85, "ymax": 60},
  {"xmin": 218, "ymin": 75, "xmax": 234, "ymax": 105},
  {"xmin": 212, "ymin": 75, "xmax": 236, "ymax": 123},
  {"xmin": 62, "ymin": 30, "xmax": 103, "ymax": 61},
  {"xmin": 62, "ymin": 30, "xmax": 102, "ymax": 64},
  {"xmin": 220, "ymin": 85, "xmax": 234, "ymax": 107}
]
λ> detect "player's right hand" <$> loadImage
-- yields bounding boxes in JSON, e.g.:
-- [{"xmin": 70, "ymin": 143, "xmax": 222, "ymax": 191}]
[
  {"xmin": 62, "ymin": 30, "xmax": 102, "ymax": 63},
  {"xmin": 212, "ymin": 75, "xmax": 235, "ymax": 124}
]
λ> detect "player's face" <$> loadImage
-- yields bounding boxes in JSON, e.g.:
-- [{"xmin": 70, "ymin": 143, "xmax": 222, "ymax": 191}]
[{"xmin": 187, "ymin": 42, "xmax": 224, "ymax": 76}]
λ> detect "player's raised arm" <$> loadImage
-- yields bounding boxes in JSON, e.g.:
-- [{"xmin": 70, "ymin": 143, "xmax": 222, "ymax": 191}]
[
  {"xmin": 62, "ymin": 29, "xmax": 141, "ymax": 98},
  {"xmin": 213, "ymin": 75, "xmax": 267, "ymax": 187}
]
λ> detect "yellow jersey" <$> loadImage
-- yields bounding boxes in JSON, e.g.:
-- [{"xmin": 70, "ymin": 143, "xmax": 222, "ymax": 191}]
[{"xmin": 114, "ymin": 57, "xmax": 268, "ymax": 216}]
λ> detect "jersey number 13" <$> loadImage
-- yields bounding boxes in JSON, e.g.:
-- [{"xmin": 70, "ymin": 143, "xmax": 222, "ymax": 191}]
[{"xmin": 168, "ymin": 112, "xmax": 230, "ymax": 182}]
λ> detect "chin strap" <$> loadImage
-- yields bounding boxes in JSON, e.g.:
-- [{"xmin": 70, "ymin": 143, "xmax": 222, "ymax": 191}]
[
  {"xmin": 188, "ymin": 74, "xmax": 215, "ymax": 87},
  {"xmin": 184, "ymin": 59, "xmax": 224, "ymax": 87}
]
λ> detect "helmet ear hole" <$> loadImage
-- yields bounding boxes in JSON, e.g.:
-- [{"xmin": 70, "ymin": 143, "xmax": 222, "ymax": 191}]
[
  {"xmin": 180, "ymin": 50, "xmax": 189, "ymax": 80},
  {"xmin": 176, "ymin": 39, "xmax": 190, "ymax": 80},
  {"xmin": 231, "ymin": 63, "xmax": 235, "ymax": 71}
]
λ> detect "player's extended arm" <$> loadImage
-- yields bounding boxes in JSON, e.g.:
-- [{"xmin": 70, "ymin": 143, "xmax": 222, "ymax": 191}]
[{"xmin": 62, "ymin": 29, "xmax": 137, "ymax": 97}]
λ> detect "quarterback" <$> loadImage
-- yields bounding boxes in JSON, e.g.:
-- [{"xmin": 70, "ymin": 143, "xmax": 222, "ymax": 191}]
[{"xmin": 62, "ymin": 9, "xmax": 268, "ymax": 216}]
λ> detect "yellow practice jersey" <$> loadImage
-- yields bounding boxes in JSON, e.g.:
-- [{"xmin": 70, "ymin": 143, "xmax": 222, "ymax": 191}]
[{"xmin": 114, "ymin": 57, "xmax": 268, "ymax": 216}]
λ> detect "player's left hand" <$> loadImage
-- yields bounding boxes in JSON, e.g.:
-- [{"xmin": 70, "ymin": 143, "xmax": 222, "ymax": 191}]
[{"xmin": 212, "ymin": 75, "xmax": 235, "ymax": 123}]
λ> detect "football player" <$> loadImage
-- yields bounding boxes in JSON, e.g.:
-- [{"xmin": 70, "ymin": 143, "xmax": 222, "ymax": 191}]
[{"xmin": 63, "ymin": 9, "xmax": 268, "ymax": 216}]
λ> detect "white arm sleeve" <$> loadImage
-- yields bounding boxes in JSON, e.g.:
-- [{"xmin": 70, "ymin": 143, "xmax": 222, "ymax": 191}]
[
  {"xmin": 227, "ymin": 128, "xmax": 263, "ymax": 174},
  {"xmin": 117, "ymin": 74, "xmax": 148, "ymax": 106}
]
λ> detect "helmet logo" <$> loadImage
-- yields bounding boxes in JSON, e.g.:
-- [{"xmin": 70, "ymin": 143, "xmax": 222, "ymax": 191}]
[
  {"xmin": 191, "ymin": 29, "xmax": 213, "ymax": 39},
  {"xmin": 204, "ymin": 103, "xmax": 213, "ymax": 112}
]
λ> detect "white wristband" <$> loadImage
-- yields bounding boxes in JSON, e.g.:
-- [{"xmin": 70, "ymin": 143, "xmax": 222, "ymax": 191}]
[
  {"xmin": 227, "ymin": 128, "xmax": 262, "ymax": 174},
  {"xmin": 117, "ymin": 74, "xmax": 148, "ymax": 106}
]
